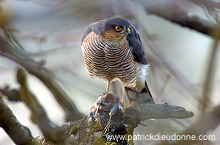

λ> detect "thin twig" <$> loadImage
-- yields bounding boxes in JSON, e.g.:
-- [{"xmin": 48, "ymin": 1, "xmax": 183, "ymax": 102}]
[{"xmin": 200, "ymin": 26, "xmax": 220, "ymax": 111}]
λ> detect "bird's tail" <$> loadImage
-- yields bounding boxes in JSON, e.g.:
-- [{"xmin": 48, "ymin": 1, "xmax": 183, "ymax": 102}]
[{"xmin": 125, "ymin": 82, "xmax": 155, "ymax": 104}]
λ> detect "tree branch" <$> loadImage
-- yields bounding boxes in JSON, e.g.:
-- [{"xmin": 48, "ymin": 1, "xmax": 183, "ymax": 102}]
[
  {"xmin": 15, "ymin": 68, "xmax": 68, "ymax": 143},
  {"xmin": 200, "ymin": 26, "xmax": 220, "ymax": 111},
  {"xmin": 126, "ymin": 103, "xmax": 194, "ymax": 122},
  {"xmin": 146, "ymin": 6, "xmax": 216, "ymax": 36},
  {"xmin": 133, "ymin": 0, "xmax": 220, "ymax": 37},
  {"xmin": 0, "ymin": 96, "xmax": 37, "ymax": 145},
  {"xmin": 40, "ymin": 92, "xmax": 194, "ymax": 145},
  {"xmin": 159, "ymin": 104, "xmax": 220, "ymax": 145},
  {"xmin": 0, "ymin": 36, "xmax": 83, "ymax": 121}
]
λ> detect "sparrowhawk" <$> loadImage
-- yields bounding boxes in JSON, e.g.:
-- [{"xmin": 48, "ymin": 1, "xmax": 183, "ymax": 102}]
[{"xmin": 81, "ymin": 17, "xmax": 154, "ymax": 105}]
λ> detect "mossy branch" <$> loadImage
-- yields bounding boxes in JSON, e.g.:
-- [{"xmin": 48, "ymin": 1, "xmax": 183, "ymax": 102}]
[{"xmin": 50, "ymin": 93, "xmax": 195, "ymax": 145}]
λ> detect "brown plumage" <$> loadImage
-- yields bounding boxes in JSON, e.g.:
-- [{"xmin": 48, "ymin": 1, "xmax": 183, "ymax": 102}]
[{"xmin": 81, "ymin": 17, "xmax": 154, "ymax": 105}]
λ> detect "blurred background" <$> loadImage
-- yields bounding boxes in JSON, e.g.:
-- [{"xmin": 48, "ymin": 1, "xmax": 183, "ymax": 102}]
[{"xmin": 0, "ymin": 0, "xmax": 220, "ymax": 144}]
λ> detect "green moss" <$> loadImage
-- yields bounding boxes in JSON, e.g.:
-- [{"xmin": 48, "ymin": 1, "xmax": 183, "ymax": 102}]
[
  {"xmin": 94, "ymin": 137, "xmax": 119, "ymax": 145},
  {"xmin": 70, "ymin": 125, "xmax": 80, "ymax": 135}
]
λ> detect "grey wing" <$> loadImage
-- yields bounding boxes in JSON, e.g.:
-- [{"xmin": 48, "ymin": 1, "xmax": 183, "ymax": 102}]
[
  {"xmin": 81, "ymin": 24, "xmax": 93, "ymax": 43},
  {"xmin": 126, "ymin": 24, "xmax": 147, "ymax": 64},
  {"xmin": 81, "ymin": 20, "xmax": 106, "ymax": 43}
]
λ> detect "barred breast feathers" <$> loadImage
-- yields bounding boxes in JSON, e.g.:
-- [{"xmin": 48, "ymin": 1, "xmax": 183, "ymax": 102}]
[
  {"xmin": 81, "ymin": 31, "xmax": 138, "ymax": 88},
  {"xmin": 81, "ymin": 32, "xmax": 109, "ymax": 79}
]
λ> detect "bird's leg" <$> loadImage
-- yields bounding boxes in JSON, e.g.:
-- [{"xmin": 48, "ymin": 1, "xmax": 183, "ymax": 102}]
[
  {"xmin": 121, "ymin": 85, "xmax": 126, "ymax": 107},
  {"xmin": 122, "ymin": 86, "xmax": 134, "ymax": 108},
  {"xmin": 125, "ymin": 90, "xmax": 135, "ymax": 108},
  {"xmin": 106, "ymin": 80, "xmax": 110, "ymax": 92}
]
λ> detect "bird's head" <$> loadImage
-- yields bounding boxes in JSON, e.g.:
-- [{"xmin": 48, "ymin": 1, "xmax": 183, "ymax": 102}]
[{"xmin": 91, "ymin": 17, "xmax": 131, "ymax": 41}]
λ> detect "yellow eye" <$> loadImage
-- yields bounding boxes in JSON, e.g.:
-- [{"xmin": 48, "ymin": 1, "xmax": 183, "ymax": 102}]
[{"xmin": 115, "ymin": 26, "xmax": 123, "ymax": 32}]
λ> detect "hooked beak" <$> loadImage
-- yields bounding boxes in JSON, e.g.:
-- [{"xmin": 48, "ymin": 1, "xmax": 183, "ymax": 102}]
[
  {"xmin": 120, "ymin": 27, "xmax": 131, "ymax": 35},
  {"xmin": 125, "ymin": 28, "xmax": 131, "ymax": 35}
]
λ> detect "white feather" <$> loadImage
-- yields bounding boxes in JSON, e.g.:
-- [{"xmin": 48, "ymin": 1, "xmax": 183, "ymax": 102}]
[{"xmin": 135, "ymin": 64, "xmax": 150, "ymax": 92}]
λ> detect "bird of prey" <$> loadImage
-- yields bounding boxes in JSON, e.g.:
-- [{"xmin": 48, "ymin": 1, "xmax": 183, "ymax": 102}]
[{"xmin": 81, "ymin": 17, "xmax": 154, "ymax": 105}]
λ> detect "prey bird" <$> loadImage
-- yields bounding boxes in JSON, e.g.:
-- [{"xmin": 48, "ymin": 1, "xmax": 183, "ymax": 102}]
[{"xmin": 81, "ymin": 17, "xmax": 154, "ymax": 105}]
